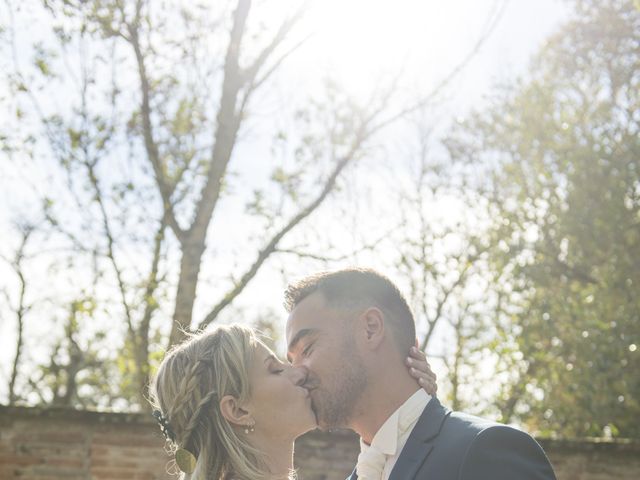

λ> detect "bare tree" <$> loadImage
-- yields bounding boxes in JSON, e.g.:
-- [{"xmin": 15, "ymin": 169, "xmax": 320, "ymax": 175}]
[{"xmin": 1, "ymin": 0, "xmax": 506, "ymax": 408}]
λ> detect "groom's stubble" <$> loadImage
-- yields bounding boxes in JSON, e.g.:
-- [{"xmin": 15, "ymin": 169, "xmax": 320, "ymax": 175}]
[{"xmin": 310, "ymin": 332, "xmax": 368, "ymax": 430}]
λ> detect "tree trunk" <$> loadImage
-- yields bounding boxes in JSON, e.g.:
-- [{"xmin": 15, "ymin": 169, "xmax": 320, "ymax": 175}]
[{"xmin": 170, "ymin": 239, "xmax": 206, "ymax": 345}]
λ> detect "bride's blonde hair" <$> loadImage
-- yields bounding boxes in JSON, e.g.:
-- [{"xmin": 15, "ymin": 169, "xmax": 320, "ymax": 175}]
[{"xmin": 150, "ymin": 324, "xmax": 278, "ymax": 480}]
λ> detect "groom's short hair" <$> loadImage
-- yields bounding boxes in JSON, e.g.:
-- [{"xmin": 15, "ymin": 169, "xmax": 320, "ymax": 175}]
[{"xmin": 284, "ymin": 268, "xmax": 416, "ymax": 351}]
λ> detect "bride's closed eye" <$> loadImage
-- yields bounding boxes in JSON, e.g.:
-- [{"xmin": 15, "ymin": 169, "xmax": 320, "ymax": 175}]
[
  {"xmin": 269, "ymin": 362, "xmax": 285, "ymax": 375},
  {"xmin": 265, "ymin": 354, "xmax": 286, "ymax": 374}
]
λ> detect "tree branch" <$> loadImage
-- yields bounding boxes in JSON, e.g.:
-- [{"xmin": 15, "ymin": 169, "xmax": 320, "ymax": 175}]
[
  {"xmin": 274, "ymin": 230, "xmax": 391, "ymax": 263},
  {"xmin": 372, "ymin": 0, "xmax": 508, "ymax": 132},
  {"xmin": 241, "ymin": 3, "xmax": 306, "ymax": 89},
  {"xmin": 7, "ymin": 226, "xmax": 33, "ymax": 405},
  {"xmin": 126, "ymin": 17, "xmax": 185, "ymax": 242},
  {"xmin": 198, "ymin": 132, "xmax": 367, "ymax": 331}
]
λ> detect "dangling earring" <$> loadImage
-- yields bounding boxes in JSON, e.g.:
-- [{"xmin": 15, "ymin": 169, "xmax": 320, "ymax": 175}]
[{"xmin": 244, "ymin": 422, "xmax": 255, "ymax": 434}]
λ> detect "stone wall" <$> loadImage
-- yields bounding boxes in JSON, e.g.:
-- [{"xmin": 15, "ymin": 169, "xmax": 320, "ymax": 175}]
[{"xmin": 1, "ymin": 406, "xmax": 638, "ymax": 480}]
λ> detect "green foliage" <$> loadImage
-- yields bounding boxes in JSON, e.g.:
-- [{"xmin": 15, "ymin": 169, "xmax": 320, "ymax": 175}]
[
  {"xmin": 27, "ymin": 297, "xmax": 119, "ymax": 408},
  {"xmin": 33, "ymin": 43, "xmax": 56, "ymax": 77},
  {"xmin": 447, "ymin": 0, "xmax": 640, "ymax": 437}
]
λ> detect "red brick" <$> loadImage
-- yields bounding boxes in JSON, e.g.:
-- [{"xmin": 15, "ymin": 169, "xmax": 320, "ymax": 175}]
[
  {"xmin": 0, "ymin": 454, "xmax": 44, "ymax": 466},
  {"xmin": 13, "ymin": 432, "xmax": 87, "ymax": 445},
  {"xmin": 43, "ymin": 457, "xmax": 85, "ymax": 468}
]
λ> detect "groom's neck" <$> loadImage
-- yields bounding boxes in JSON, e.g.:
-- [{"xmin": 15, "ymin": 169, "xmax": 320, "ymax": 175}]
[{"xmin": 349, "ymin": 358, "xmax": 421, "ymax": 445}]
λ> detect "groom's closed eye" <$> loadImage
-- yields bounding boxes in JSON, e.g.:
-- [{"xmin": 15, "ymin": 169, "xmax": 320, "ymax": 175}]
[
  {"xmin": 302, "ymin": 342, "xmax": 315, "ymax": 357},
  {"xmin": 287, "ymin": 328, "xmax": 320, "ymax": 363}
]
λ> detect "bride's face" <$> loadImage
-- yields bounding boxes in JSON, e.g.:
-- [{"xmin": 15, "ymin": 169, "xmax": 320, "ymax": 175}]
[{"xmin": 245, "ymin": 342, "xmax": 317, "ymax": 439}]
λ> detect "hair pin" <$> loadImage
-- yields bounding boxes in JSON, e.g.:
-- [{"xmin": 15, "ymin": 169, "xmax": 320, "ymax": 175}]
[
  {"xmin": 152, "ymin": 410, "xmax": 198, "ymax": 473},
  {"xmin": 152, "ymin": 409, "xmax": 176, "ymax": 443},
  {"xmin": 175, "ymin": 448, "xmax": 197, "ymax": 474}
]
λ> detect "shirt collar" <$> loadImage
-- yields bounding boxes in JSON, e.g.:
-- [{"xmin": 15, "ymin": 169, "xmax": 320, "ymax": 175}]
[{"xmin": 362, "ymin": 389, "xmax": 431, "ymax": 457}]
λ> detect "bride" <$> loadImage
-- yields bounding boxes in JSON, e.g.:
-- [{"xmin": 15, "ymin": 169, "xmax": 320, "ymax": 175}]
[{"xmin": 150, "ymin": 323, "xmax": 436, "ymax": 480}]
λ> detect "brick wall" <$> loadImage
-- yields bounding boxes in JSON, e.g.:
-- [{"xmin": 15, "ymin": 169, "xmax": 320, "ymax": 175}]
[
  {"xmin": 0, "ymin": 407, "xmax": 169, "ymax": 480},
  {"xmin": 1, "ymin": 406, "xmax": 638, "ymax": 480}
]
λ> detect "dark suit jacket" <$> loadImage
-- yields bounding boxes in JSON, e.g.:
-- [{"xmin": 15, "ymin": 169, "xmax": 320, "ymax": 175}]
[{"xmin": 347, "ymin": 398, "xmax": 556, "ymax": 480}]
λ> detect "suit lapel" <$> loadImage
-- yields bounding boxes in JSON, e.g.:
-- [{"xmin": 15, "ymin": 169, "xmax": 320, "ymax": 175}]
[{"xmin": 388, "ymin": 397, "xmax": 451, "ymax": 480}]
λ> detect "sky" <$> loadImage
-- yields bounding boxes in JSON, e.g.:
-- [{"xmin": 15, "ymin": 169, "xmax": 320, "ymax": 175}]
[
  {"xmin": 0, "ymin": 0, "xmax": 571, "ymax": 404},
  {"xmin": 201, "ymin": 0, "xmax": 571, "ymax": 336}
]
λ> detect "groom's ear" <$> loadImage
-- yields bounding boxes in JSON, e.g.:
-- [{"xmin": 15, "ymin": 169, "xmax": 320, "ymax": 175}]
[
  {"xmin": 219, "ymin": 395, "xmax": 252, "ymax": 427},
  {"xmin": 359, "ymin": 307, "xmax": 385, "ymax": 350}
]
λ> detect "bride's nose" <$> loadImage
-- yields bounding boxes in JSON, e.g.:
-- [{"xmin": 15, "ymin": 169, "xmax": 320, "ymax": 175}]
[{"xmin": 289, "ymin": 365, "xmax": 307, "ymax": 386}]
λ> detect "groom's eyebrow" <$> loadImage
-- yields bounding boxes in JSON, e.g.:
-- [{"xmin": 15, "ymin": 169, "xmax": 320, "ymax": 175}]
[{"xmin": 287, "ymin": 328, "xmax": 319, "ymax": 360}]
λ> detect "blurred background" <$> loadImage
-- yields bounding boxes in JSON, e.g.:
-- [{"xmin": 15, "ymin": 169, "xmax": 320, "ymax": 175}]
[{"xmin": 0, "ymin": 0, "xmax": 638, "ymax": 449}]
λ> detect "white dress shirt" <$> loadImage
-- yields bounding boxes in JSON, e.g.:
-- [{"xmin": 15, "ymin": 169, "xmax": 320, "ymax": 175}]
[{"xmin": 356, "ymin": 389, "xmax": 431, "ymax": 480}]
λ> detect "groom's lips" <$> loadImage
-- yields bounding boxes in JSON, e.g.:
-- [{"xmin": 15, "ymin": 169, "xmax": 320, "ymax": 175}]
[{"xmin": 305, "ymin": 388, "xmax": 319, "ymax": 415}]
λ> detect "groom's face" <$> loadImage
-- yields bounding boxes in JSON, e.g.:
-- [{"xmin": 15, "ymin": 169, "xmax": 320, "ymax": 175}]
[{"xmin": 286, "ymin": 292, "xmax": 367, "ymax": 430}]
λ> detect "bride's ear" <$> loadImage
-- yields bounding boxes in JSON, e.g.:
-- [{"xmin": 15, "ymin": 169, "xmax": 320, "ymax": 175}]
[{"xmin": 219, "ymin": 395, "xmax": 252, "ymax": 427}]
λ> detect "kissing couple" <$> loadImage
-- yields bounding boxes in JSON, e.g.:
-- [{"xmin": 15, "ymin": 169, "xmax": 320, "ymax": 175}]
[{"xmin": 151, "ymin": 268, "xmax": 557, "ymax": 480}]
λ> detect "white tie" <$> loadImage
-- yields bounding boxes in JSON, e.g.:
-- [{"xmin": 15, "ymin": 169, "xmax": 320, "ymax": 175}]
[{"xmin": 356, "ymin": 442, "xmax": 387, "ymax": 480}]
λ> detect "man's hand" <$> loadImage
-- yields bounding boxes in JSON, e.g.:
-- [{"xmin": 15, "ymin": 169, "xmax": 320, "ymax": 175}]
[{"xmin": 406, "ymin": 346, "xmax": 437, "ymax": 396}]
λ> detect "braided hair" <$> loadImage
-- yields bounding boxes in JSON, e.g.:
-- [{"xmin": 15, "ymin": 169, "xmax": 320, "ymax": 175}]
[{"xmin": 150, "ymin": 324, "xmax": 275, "ymax": 480}]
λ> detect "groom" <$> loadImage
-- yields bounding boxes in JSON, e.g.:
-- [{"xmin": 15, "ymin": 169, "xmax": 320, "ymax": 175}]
[{"xmin": 285, "ymin": 268, "xmax": 556, "ymax": 480}]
